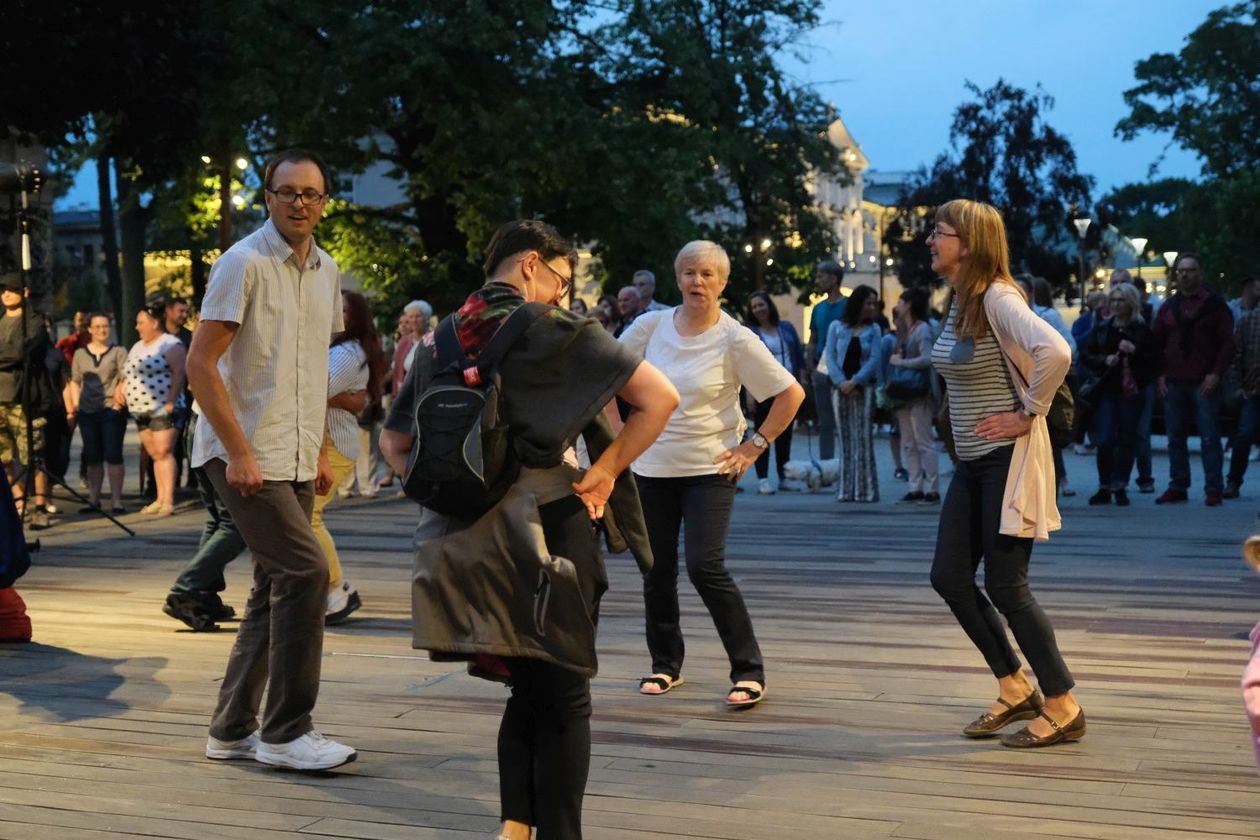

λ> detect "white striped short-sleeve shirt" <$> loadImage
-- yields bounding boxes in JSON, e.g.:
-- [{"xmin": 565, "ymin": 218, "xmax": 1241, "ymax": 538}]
[
  {"xmin": 190, "ymin": 218, "xmax": 344, "ymax": 481},
  {"xmin": 327, "ymin": 340, "xmax": 368, "ymax": 460},
  {"xmin": 932, "ymin": 303, "xmax": 1020, "ymax": 461}
]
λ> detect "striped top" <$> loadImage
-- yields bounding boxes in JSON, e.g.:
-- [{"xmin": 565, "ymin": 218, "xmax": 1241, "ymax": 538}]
[
  {"xmin": 932, "ymin": 303, "xmax": 1019, "ymax": 460},
  {"xmin": 190, "ymin": 218, "xmax": 344, "ymax": 481},
  {"xmin": 327, "ymin": 340, "xmax": 368, "ymax": 460}
]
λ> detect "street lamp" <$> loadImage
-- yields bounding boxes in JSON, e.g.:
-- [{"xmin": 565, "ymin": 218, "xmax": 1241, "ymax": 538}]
[
  {"xmin": 1130, "ymin": 236, "xmax": 1148, "ymax": 281},
  {"xmin": 1073, "ymin": 217, "xmax": 1091, "ymax": 312},
  {"xmin": 1163, "ymin": 250, "xmax": 1178, "ymax": 297}
]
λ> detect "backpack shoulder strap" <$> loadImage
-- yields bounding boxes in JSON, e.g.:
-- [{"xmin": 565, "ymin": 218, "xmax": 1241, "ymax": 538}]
[
  {"xmin": 433, "ymin": 315, "xmax": 465, "ymax": 370},
  {"xmin": 475, "ymin": 302, "xmax": 553, "ymax": 369}
]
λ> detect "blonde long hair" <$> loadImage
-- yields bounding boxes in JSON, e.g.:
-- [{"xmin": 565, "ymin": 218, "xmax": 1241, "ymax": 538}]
[{"xmin": 936, "ymin": 199, "xmax": 1025, "ymax": 340}]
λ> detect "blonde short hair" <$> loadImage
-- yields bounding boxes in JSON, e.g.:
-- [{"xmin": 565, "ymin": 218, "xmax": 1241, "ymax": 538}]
[
  {"xmin": 673, "ymin": 240, "xmax": 730, "ymax": 282},
  {"xmin": 1110, "ymin": 282, "xmax": 1143, "ymax": 323}
]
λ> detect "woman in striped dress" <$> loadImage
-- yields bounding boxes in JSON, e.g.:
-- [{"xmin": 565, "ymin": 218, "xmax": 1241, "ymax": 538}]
[
  {"xmin": 823, "ymin": 285, "xmax": 883, "ymax": 502},
  {"xmin": 927, "ymin": 199, "xmax": 1084, "ymax": 748}
]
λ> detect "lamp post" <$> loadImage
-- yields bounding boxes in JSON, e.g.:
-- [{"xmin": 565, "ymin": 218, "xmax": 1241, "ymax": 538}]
[
  {"xmin": 1130, "ymin": 236, "xmax": 1148, "ymax": 282},
  {"xmin": 1163, "ymin": 250, "xmax": 1178, "ymax": 297},
  {"xmin": 1073, "ymin": 217, "xmax": 1092, "ymax": 312}
]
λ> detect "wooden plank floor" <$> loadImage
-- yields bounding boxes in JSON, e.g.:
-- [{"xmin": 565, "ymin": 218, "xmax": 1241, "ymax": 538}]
[{"xmin": 4, "ymin": 446, "xmax": 1260, "ymax": 838}]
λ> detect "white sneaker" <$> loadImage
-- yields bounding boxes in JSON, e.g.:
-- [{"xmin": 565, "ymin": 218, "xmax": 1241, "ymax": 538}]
[
  {"xmin": 757, "ymin": 479, "xmax": 776, "ymax": 495},
  {"xmin": 255, "ymin": 730, "xmax": 357, "ymax": 770},
  {"xmin": 325, "ymin": 581, "xmax": 362, "ymax": 625},
  {"xmin": 206, "ymin": 731, "xmax": 260, "ymax": 760}
]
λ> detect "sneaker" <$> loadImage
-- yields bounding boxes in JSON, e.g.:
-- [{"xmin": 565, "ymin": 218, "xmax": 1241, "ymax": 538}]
[
  {"xmin": 1137, "ymin": 480, "xmax": 1155, "ymax": 494},
  {"xmin": 43, "ymin": 503, "xmax": 58, "ymax": 515},
  {"xmin": 920, "ymin": 492, "xmax": 941, "ymax": 504},
  {"xmin": 1059, "ymin": 484, "xmax": 1076, "ymax": 497},
  {"xmin": 1114, "ymin": 489, "xmax": 1130, "ymax": 507},
  {"xmin": 757, "ymin": 479, "xmax": 775, "ymax": 495},
  {"xmin": 1205, "ymin": 490, "xmax": 1223, "ymax": 507},
  {"xmin": 894, "ymin": 468, "xmax": 910, "ymax": 482},
  {"xmin": 1223, "ymin": 482, "xmax": 1241, "ymax": 500},
  {"xmin": 325, "ymin": 582, "xmax": 362, "ymax": 625},
  {"xmin": 1155, "ymin": 488, "xmax": 1188, "ymax": 504},
  {"xmin": 255, "ymin": 731, "xmax": 356, "ymax": 771},
  {"xmin": 1087, "ymin": 489, "xmax": 1111, "ymax": 506},
  {"xmin": 163, "ymin": 592, "xmax": 218, "ymax": 632},
  {"xmin": 25, "ymin": 506, "xmax": 50, "ymax": 530},
  {"xmin": 899, "ymin": 491, "xmax": 925, "ymax": 503},
  {"xmin": 206, "ymin": 732, "xmax": 260, "ymax": 761}
]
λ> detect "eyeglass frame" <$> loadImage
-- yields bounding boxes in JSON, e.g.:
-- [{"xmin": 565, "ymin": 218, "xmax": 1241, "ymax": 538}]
[
  {"xmin": 925, "ymin": 226, "xmax": 960, "ymax": 241},
  {"xmin": 518, "ymin": 254, "xmax": 575, "ymax": 300},
  {"xmin": 266, "ymin": 187, "xmax": 329, "ymax": 207}
]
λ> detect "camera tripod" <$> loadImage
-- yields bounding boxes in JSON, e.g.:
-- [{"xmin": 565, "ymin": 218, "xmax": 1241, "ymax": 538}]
[{"xmin": 3, "ymin": 163, "xmax": 133, "ymax": 537}]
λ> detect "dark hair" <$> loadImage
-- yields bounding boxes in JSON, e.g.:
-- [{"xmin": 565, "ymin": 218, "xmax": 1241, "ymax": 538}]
[
  {"xmin": 1173, "ymin": 251, "xmax": 1203, "ymax": 272},
  {"xmin": 899, "ymin": 286, "xmax": 930, "ymax": 323},
  {"xmin": 1031, "ymin": 277, "xmax": 1054, "ymax": 308},
  {"xmin": 331, "ymin": 291, "xmax": 387, "ymax": 402},
  {"xmin": 87, "ymin": 311, "xmax": 110, "ymax": 326},
  {"xmin": 745, "ymin": 290, "xmax": 780, "ymax": 327},
  {"xmin": 263, "ymin": 148, "xmax": 333, "ymax": 195},
  {"xmin": 482, "ymin": 219, "xmax": 576, "ymax": 278},
  {"xmin": 139, "ymin": 305, "xmax": 164, "ymax": 325},
  {"xmin": 842, "ymin": 285, "xmax": 878, "ymax": 326},
  {"xmin": 164, "ymin": 296, "xmax": 188, "ymax": 309},
  {"xmin": 1133, "ymin": 276, "xmax": 1147, "ymax": 293},
  {"xmin": 816, "ymin": 260, "xmax": 844, "ymax": 281}
]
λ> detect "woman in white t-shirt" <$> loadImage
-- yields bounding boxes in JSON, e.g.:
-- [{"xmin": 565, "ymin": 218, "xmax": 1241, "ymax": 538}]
[
  {"xmin": 120, "ymin": 306, "xmax": 185, "ymax": 515},
  {"xmin": 619, "ymin": 240, "xmax": 804, "ymax": 709},
  {"xmin": 311, "ymin": 291, "xmax": 385, "ymax": 625}
]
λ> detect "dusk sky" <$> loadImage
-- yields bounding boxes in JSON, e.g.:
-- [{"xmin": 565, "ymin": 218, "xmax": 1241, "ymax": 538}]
[
  {"xmin": 796, "ymin": 0, "xmax": 1217, "ymax": 193},
  {"xmin": 56, "ymin": 0, "xmax": 1217, "ymax": 210}
]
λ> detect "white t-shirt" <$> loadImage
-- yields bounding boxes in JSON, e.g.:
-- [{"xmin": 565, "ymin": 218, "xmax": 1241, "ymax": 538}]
[
  {"xmin": 123, "ymin": 333, "xmax": 182, "ymax": 414},
  {"xmin": 620, "ymin": 308, "xmax": 796, "ymax": 478}
]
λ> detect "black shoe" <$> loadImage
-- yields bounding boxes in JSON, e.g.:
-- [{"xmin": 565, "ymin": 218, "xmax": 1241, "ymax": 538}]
[
  {"xmin": 1087, "ymin": 489, "xmax": 1111, "ymax": 505},
  {"xmin": 1223, "ymin": 482, "xmax": 1241, "ymax": 500},
  {"xmin": 1137, "ymin": 480, "xmax": 1155, "ymax": 493},
  {"xmin": 1113, "ymin": 489, "xmax": 1130, "ymax": 506},
  {"xmin": 899, "ymin": 491, "xmax": 925, "ymax": 503},
  {"xmin": 920, "ymin": 492, "xmax": 941, "ymax": 504},
  {"xmin": 163, "ymin": 592, "xmax": 218, "ymax": 632}
]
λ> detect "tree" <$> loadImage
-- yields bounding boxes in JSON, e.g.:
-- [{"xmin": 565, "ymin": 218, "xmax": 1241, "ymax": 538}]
[
  {"xmin": 887, "ymin": 80, "xmax": 1094, "ymax": 294},
  {"xmin": 1115, "ymin": 1, "xmax": 1260, "ymax": 290}
]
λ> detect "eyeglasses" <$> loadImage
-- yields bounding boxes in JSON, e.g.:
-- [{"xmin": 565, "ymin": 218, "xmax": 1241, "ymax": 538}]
[
  {"xmin": 266, "ymin": 187, "xmax": 327, "ymax": 207},
  {"xmin": 537, "ymin": 259, "xmax": 574, "ymax": 298},
  {"xmin": 926, "ymin": 226, "xmax": 960, "ymax": 241}
]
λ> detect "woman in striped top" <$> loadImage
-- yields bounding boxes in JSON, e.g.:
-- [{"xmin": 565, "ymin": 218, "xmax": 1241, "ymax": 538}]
[
  {"xmin": 928, "ymin": 199, "xmax": 1083, "ymax": 749},
  {"xmin": 312, "ymin": 290, "xmax": 386, "ymax": 624}
]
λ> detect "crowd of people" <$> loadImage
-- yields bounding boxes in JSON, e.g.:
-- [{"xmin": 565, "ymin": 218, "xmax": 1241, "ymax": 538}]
[{"xmin": 6, "ymin": 147, "xmax": 1260, "ymax": 839}]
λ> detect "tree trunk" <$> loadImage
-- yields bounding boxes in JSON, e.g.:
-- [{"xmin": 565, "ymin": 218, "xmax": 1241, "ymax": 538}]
[
  {"xmin": 95, "ymin": 150, "xmax": 124, "ymax": 331},
  {"xmin": 189, "ymin": 237, "xmax": 206, "ymax": 305},
  {"xmin": 218, "ymin": 157, "xmax": 232, "ymax": 253},
  {"xmin": 114, "ymin": 158, "xmax": 152, "ymax": 346}
]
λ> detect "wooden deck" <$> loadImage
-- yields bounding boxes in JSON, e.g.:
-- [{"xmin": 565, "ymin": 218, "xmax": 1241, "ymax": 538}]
[{"xmin": 3, "ymin": 454, "xmax": 1260, "ymax": 838}]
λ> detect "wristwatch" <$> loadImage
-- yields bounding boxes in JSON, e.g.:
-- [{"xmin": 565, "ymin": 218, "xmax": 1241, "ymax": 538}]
[{"xmin": 750, "ymin": 431, "xmax": 770, "ymax": 449}]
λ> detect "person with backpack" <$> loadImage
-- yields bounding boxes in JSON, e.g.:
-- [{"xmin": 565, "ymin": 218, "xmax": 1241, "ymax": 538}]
[
  {"xmin": 926, "ymin": 199, "xmax": 1082, "ymax": 749},
  {"xmin": 379, "ymin": 219, "xmax": 678, "ymax": 840}
]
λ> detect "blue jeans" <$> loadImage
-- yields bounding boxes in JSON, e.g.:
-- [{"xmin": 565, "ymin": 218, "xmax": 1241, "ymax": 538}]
[
  {"xmin": 1228, "ymin": 395, "xmax": 1260, "ymax": 486},
  {"xmin": 1135, "ymin": 383, "xmax": 1154, "ymax": 484},
  {"xmin": 1164, "ymin": 380, "xmax": 1224, "ymax": 493},
  {"xmin": 1093, "ymin": 391, "xmax": 1143, "ymax": 489},
  {"xmin": 811, "ymin": 372, "xmax": 836, "ymax": 460}
]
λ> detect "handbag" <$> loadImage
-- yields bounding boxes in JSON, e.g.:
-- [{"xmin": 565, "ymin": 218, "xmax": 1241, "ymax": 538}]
[
  {"xmin": 1120, "ymin": 357, "xmax": 1139, "ymax": 398},
  {"xmin": 884, "ymin": 364, "xmax": 930, "ymax": 400}
]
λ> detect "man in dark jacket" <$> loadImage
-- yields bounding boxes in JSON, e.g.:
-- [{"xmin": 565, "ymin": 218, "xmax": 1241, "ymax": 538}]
[
  {"xmin": 1151, "ymin": 253, "xmax": 1234, "ymax": 506},
  {"xmin": 0, "ymin": 273, "xmax": 52, "ymax": 529}
]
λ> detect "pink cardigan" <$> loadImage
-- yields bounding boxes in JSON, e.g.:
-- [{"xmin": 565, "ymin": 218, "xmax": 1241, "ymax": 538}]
[
  {"xmin": 984, "ymin": 284, "xmax": 1072, "ymax": 541},
  {"xmin": 1245, "ymin": 621, "xmax": 1260, "ymax": 773}
]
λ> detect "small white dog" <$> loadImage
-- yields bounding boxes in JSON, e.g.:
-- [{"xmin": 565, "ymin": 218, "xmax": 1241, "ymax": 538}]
[{"xmin": 780, "ymin": 458, "xmax": 841, "ymax": 493}]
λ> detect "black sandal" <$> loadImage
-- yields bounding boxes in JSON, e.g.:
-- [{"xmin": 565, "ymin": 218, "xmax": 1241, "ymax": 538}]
[
  {"xmin": 962, "ymin": 690, "xmax": 1044, "ymax": 737},
  {"xmin": 638, "ymin": 674, "xmax": 684, "ymax": 695},
  {"xmin": 725, "ymin": 681, "xmax": 765, "ymax": 709}
]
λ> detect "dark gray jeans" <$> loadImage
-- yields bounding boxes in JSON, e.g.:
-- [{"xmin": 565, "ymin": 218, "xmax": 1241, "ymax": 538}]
[
  {"xmin": 203, "ymin": 458, "xmax": 328, "ymax": 744},
  {"xmin": 929, "ymin": 446, "xmax": 1074, "ymax": 697}
]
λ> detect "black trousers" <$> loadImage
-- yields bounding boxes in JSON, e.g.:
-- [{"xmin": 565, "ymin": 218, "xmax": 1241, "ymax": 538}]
[
  {"xmin": 498, "ymin": 495, "xmax": 597, "ymax": 840},
  {"xmin": 636, "ymin": 473, "xmax": 765, "ymax": 685},
  {"xmin": 929, "ymin": 446, "xmax": 1074, "ymax": 697},
  {"xmin": 752, "ymin": 398, "xmax": 794, "ymax": 480}
]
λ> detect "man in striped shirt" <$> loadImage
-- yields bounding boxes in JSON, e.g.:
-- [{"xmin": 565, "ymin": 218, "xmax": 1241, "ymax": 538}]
[{"xmin": 187, "ymin": 149, "xmax": 355, "ymax": 772}]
